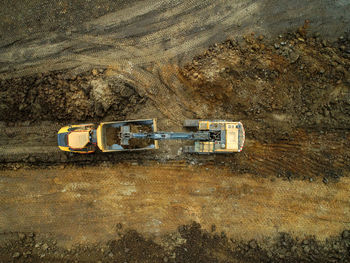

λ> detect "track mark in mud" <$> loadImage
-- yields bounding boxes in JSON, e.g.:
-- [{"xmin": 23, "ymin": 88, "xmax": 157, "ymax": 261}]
[
  {"xmin": 1, "ymin": 165, "xmax": 349, "ymax": 244},
  {"xmin": 242, "ymin": 131, "xmax": 350, "ymax": 180},
  {"xmin": 1, "ymin": 0, "xmax": 350, "ymax": 78}
]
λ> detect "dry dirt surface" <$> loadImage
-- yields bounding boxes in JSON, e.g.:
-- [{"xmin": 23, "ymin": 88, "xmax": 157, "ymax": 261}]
[
  {"xmin": 0, "ymin": 164, "xmax": 350, "ymax": 262},
  {"xmin": 1, "ymin": 0, "xmax": 350, "ymax": 262}
]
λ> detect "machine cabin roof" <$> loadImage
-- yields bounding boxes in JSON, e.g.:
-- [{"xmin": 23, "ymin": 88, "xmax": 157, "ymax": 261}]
[
  {"xmin": 224, "ymin": 124, "xmax": 239, "ymax": 151},
  {"xmin": 68, "ymin": 130, "xmax": 90, "ymax": 149}
]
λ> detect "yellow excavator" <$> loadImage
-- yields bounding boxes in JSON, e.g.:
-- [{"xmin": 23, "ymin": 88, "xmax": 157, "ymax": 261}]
[{"xmin": 57, "ymin": 119, "xmax": 245, "ymax": 154}]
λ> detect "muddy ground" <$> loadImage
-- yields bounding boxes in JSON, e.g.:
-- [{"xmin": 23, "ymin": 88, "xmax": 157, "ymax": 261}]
[{"xmin": 1, "ymin": 0, "xmax": 350, "ymax": 262}]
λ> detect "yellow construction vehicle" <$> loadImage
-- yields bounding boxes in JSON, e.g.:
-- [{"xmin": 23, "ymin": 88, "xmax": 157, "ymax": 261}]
[
  {"xmin": 57, "ymin": 119, "xmax": 245, "ymax": 154},
  {"xmin": 182, "ymin": 119, "xmax": 245, "ymax": 153}
]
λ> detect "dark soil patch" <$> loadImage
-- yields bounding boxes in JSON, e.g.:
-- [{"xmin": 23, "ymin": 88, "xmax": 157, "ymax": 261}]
[
  {"xmin": 105, "ymin": 123, "xmax": 153, "ymax": 149},
  {"xmin": 0, "ymin": 69, "xmax": 146, "ymax": 122},
  {"xmin": 180, "ymin": 25, "xmax": 350, "ymax": 143},
  {"xmin": 0, "ymin": 223, "xmax": 349, "ymax": 263},
  {"xmin": 106, "ymin": 126, "xmax": 121, "ymax": 146}
]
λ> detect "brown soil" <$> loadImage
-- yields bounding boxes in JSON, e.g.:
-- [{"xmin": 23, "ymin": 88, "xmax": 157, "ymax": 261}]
[
  {"xmin": 126, "ymin": 124, "xmax": 154, "ymax": 149},
  {"xmin": 1, "ymin": 1, "xmax": 350, "ymax": 261},
  {"xmin": 105, "ymin": 123, "xmax": 153, "ymax": 148},
  {"xmin": 0, "ymin": 165, "xmax": 349, "ymax": 262},
  {"xmin": 105, "ymin": 126, "xmax": 120, "ymax": 146}
]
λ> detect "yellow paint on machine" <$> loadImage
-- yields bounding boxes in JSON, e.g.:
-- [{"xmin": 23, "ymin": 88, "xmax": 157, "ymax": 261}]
[
  {"xmin": 96, "ymin": 124, "xmax": 104, "ymax": 151},
  {"xmin": 58, "ymin": 146, "xmax": 70, "ymax": 151}
]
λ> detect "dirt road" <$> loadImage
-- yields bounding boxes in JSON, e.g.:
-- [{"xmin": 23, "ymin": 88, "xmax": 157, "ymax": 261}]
[
  {"xmin": 1, "ymin": 0, "xmax": 350, "ymax": 262},
  {"xmin": 1, "ymin": 0, "xmax": 349, "ymax": 78},
  {"xmin": 0, "ymin": 164, "xmax": 349, "ymax": 259}
]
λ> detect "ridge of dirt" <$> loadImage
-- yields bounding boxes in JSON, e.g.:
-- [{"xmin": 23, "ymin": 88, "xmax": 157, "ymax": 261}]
[
  {"xmin": 0, "ymin": 70, "xmax": 145, "ymax": 121},
  {"xmin": 0, "ymin": 223, "xmax": 349, "ymax": 262},
  {"xmin": 180, "ymin": 26, "xmax": 350, "ymax": 143}
]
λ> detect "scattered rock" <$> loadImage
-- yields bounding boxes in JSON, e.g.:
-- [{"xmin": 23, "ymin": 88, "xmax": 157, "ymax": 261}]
[
  {"xmin": 303, "ymin": 245, "xmax": 310, "ymax": 253},
  {"xmin": 90, "ymin": 79, "xmax": 114, "ymax": 111},
  {"xmin": 42, "ymin": 243, "xmax": 49, "ymax": 251},
  {"xmin": 289, "ymin": 52, "xmax": 300, "ymax": 63},
  {"xmin": 302, "ymin": 239, "xmax": 309, "ymax": 245},
  {"xmin": 249, "ymin": 240, "xmax": 258, "ymax": 249},
  {"xmin": 252, "ymin": 44, "xmax": 260, "ymax": 51},
  {"xmin": 323, "ymin": 177, "xmax": 329, "ymax": 184},
  {"xmin": 60, "ymin": 154, "xmax": 68, "ymax": 162},
  {"xmin": 120, "ymin": 85, "xmax": 134, "ymax": 97}
]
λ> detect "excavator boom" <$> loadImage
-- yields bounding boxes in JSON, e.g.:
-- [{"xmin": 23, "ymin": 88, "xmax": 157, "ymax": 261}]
[{"xmin": 123, "ymin": 131, "xmax": 211, "ymax": 145}]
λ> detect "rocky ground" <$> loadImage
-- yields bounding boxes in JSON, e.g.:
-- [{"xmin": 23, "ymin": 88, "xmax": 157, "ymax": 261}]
[
  {"xmin": 0, "ymin": 224, "xmax": 349, "ymax": 263},
  {"xmin": 1, "ymin": 0, "xmax": 350, "ymax": 262},
  {"xmin": 181, "ymin": 23, "xmax": 350, "ymax": 139}
]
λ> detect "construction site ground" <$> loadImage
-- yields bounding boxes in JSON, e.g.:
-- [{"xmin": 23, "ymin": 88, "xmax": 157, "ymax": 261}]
[{"xmin": 0, "ymin": 0, "xmax": 350, "ymax": 262}]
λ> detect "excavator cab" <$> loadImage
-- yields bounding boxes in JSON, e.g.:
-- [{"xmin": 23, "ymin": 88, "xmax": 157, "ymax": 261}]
[{"xmin": 182, "ymin": 120, "xmax": 245, "ymax": 153}]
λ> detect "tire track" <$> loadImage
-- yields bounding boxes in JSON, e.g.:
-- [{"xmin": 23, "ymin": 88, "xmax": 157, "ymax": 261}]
[
  {"xmin": 243, "ymin": 132, "xmax": 349, "ymax": 178},
  {"xmin": 1, "ymin": 0, "xmax": 349, "ymax": 78},
  {"xmin": 1, "ymin": 165, "xmax": 349, "ymax": 245}
]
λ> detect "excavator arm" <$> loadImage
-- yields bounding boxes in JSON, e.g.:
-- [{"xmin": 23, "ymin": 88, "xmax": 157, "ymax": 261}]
[{"xmin": 120, "ymin": 127, "xmax": 211, "ymax": 146}]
